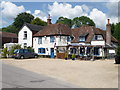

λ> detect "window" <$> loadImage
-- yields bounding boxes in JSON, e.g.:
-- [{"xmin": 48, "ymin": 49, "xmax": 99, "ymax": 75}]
[
  {"xmin": 23, "ymin": 31, "xmax": 27, "ymax": 39},
  {"xmin": 24, "ymin": 49, "xmax": 29, "ymax": 53},
  {"xmin": 38, "ymin": 37, "xmax": 42, "ymax": 44},
  {"xmin": 86, "ymin": 47, "xmax": 92, "ymax": 56},
  {"xmin": 94, "ymin": 47, "xmax": 100, "ymax": 55},
  {"xmin": 80, "ymin": 47, "xmax": 85, "ymax": 56},
  {"xmin": 93, "ymin": 35, "xmax": 103, "ymax": 40},
  {"xmin": 24, "ymin": 43, "xmax": 27, "ymax": 48},
  {"xmin": 38, "ymin": 48, "xmax": 46, "ymax": 54},
  {"xmin": 79, "ymin": 36, "xmax": 85, "ymax": 42},
  {"xmin": 50, "ymin": 36, "xmax": 55, "ymax": 43},
  {"xmin": 70, "ymin": 48, "xmax": 76, "ymax": 54},
  {"xmin": 67, "ymin": 36, "xmax": 71, "ymax": 42}
]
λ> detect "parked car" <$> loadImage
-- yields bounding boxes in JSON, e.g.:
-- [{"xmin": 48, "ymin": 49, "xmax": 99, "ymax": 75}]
[{"xmin": 12, "ymin": 49, "xmax": 38, "ymax": 59}]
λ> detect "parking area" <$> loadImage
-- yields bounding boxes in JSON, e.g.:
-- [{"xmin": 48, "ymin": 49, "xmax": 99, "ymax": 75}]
[{"xmin": 2, "ymin": 58, "xmax": 118, "ymax": 88}]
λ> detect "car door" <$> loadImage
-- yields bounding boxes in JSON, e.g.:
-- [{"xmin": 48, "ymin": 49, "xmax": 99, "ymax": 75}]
[{"xmin": 24, "ymin": 49, "xmax": 30, "ymax": 58}]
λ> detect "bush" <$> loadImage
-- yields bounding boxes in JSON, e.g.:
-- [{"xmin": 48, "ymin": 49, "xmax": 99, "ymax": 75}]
[
  {"xmin": 9, "ymin": 44, "xmax": 21, "ymax": 56},
  {"xmin": 27, "ymin": 47, "xmax": 34, "ymax": 52},
  {"xmin": 2, "ymin": 48, "xmax": 8, "ymax": 58}
]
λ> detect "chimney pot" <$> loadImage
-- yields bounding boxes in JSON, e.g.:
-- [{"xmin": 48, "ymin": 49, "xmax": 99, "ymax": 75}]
[
  {"xmin": 47, "ymin": 14, "xmax": 51, "ymax": 25},
  {"xmin": 108, "ymin": 19, "xmax": 110, "ymax": 24}
]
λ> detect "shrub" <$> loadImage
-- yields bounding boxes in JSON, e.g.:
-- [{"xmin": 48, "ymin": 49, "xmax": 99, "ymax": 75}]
[
  {"xmin": 2, "ymin": 48, "xmax": 8, "ymax": 58},
  {"xmin": 9, "ymin": 44, "xmax": 21, "ymax": 55},
  {"xmin": 27, "ymin": 47, "xmax": 34, "ymax": 52}
]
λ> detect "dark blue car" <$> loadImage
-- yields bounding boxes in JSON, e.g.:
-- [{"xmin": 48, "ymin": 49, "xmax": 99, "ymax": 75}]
[{"xmin": 12, "ymin": 49, "xmax": 38, "ymax": 59}]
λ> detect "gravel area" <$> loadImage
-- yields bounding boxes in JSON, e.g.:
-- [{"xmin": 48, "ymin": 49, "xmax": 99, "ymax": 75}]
[{"xmin": 2, "ymin": 58, "xmax": 118, "ymax": 88}]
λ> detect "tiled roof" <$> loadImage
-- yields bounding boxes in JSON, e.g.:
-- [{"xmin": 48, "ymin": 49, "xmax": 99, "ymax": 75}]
[
  {"xmin": 24, "ymin": 23, "xmax": 44, "ymax": 31},
  {"xmin": 72, "ymin": 25, "xmax": 95, "ymax": 43},
  {"xmin": 0, "ymin": 31, "xmax": 18, "ymax": 38},
  {"xmin": 71, "ymin": 25, "xmax": 118, "ymax": 43},
  {"xmin": 34, "ymin": 23, "xmax": 72, "ymax": 36}
]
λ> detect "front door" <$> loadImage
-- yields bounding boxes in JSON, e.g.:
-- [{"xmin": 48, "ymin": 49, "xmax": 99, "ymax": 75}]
[{"xmin": 50, "ymin": 48, "xmax": 54, "ymax": 58}]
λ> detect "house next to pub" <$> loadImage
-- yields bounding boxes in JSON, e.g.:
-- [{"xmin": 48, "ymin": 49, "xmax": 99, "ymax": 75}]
[
  {"xmin": 18, "ymin": 23, "xmax": 43, "ymax": 48},
  {"xmin": 18, "ymin": 15, "xmax": 118, "ymax": 59}
]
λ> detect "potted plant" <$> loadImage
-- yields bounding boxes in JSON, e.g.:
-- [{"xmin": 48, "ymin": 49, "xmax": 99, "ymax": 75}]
[
  {"xmin": 64, "ymin": 51, "xmax": 68, "ymax": 60},
  {"xmin": 72, "ymin": 53, "xmax": 75, "ymax": 60},
  {"xmin": 115, "ymin": 46, "xmax": 120, "ymax": 64}
]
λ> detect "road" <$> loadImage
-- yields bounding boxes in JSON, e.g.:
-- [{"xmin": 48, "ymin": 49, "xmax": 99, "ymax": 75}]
[{"xmin": 2, "ymin": 63, "xmax": 78, "ymax": 88}]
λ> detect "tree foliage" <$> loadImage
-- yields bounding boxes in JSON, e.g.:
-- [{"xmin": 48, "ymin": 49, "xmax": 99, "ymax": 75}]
[
  {"xmin": 2, "ymin": 25, "xmax": 18, "ymax": 34},
  {"xmin": 1, "ymin": 48, "xmax": 8, "ymax": 58},
  {"xmin": 112, "ymin": 22, "xmax": 120, "ymax": 45},
  {"xmin": 31, "ymin": 17, "xmax": 47, "ymax": 26},
  {"xmin": 13, "ymin": 12, "xmax": 34, "ymax": 30},
  {"xmin": 56, "ymin": 16, "xmax": 95, "ymax": 28},
  {"xmin": 72, "ymin": 16, "xmax": 95, "ymax": 28},
  {"xmin": 56, "ymin": 17, "xmax": 72, "ymax": 28},
  {"xmin": 9, "ymin": 44, "xmax": 21, "ymax": 55}
]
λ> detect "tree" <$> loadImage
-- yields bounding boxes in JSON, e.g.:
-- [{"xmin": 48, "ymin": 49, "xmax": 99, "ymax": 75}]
[
  {"xmin": 111, "ymin": 23, "xmax": 115, "ymax": 35},
  {"xmin": 72, "ymin": 16, "xmax": 95, "ymax": 28},
  {"xmin": 113, "ymin": 22, "xmax": 120, "ymax": 45},
  {"xmin": 13, "ymin": 12, "xmax": 34, "ymax": 30},
  {"xmin": 56, "ymin": 17, "xmax": 72, "ymax": 28},
  {"xmin": 31, "ymin": 17, "xmax": 47, "ymax": 26},
  {"xmin": 2, "ymin": 25, "xmax": 18, "ymax": 34}
]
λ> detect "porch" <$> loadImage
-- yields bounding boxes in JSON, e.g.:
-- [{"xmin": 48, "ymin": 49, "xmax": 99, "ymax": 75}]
[{"xmin": 56, "ymin": 44, "xmax": 116, "ymax": 60}]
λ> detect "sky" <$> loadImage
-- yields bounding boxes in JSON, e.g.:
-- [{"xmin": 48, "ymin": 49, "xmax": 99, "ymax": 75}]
[{"xmin": 0, "ymin": 0, "xmax": 119, "ymax": 30}]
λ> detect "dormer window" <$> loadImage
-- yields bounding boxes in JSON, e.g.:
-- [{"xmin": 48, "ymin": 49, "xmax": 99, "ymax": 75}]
[
  {"xmin": 67, "ymin": 36, "xmax": 71, "ymax": 42},
  {"xmin": 79, "ymin": 36, "xmax": 85, "ymax": 42},
  {"xmin": 23, "ymin": 31, "xmax": 27, "ymax": 39},
  {"xmin": 79, "ymin": 33, "xmax": 88, "ymax": 42},
  {"xmin": 93, "ymin": 35, "xmax": 103, "ymax": 40}
]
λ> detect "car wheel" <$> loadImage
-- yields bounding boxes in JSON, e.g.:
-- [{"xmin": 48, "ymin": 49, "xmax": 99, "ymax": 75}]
[
  {"xmin": 34, "ymin": 55, "xmax": 38, "ymax": 58},
  {"xmin": 20, "ymin": 55, "xmax": 24, "ymax": 59}
]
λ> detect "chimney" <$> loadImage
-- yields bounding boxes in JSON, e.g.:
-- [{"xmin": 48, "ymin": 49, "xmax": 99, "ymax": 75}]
[
  {"xmin": 47, "ymin": 14, "xmax": 51, "ymax": 25},
  {"xmin": 106, "ymin": 19, "xmax": 111, "ymax": 45}
]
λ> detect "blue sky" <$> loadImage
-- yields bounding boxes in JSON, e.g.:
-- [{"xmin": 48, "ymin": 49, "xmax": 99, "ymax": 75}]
[{"xmin": 0, "ymin": 1, "xmax": 119, "ymax": 29}]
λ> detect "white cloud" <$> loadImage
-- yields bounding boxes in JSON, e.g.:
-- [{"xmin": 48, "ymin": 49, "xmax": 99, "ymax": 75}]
[
  {"xmin": 48, "ymin": 2, "xmax": 118, "ymax": 30},
  {"xmin": 89, "ymin": 8, "xmax": 107, "ymax": 29},
  {"xmin": 48, "ymin": 2, "xmax": 88, "ymax": 19},
  {"xmin": 33, "ymin": 10, "xmax": 47, "ymax": 22},
  {"xmin": 1, "ymin": 1, "xmax": 25, "ymax": 19},
  {"xmin": 26, "ymin": 10, "xmax": 31, "ymax": 14}
]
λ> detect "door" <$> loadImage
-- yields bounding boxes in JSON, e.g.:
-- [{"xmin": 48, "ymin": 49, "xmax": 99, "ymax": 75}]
[{"xmin": 50, "ymin": 48, "xmax": 54, "ymax": 58}]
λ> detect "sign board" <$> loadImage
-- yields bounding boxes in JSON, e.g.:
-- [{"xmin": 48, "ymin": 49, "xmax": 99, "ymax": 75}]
[{"xmin": 109, "ymin": 50, "xmax": 115, "ymax": 53}]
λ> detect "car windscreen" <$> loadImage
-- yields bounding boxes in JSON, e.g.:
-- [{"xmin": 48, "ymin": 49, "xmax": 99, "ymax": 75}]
[{"xmin": 14, "ymin": 49, "xmax": 19, "ymax": 53}]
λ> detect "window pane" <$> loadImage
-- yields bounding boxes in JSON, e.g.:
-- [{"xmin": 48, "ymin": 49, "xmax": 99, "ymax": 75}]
[
  {"xmin": 24, "ymin": 31, "xmax": 27, "ymax": 39},
  {"xmin": 67, "ymin": 36, "xmax": 71, "ymax": 42},
  {"xmin": 50, "ymin": 36, "xmax": 55, "ymax": 43},
  {"xmin": 80, "ymin": 47, "xmax": 85, "ymax": 56},
  {"xmin": 79, "ymin": 36, "xmax": 85, "ymax": 42},
  {"xmin": 38, "ymin": 48, "xmax": 45, "ymax": 54},
  {"xmin": 94, "ymin": 47, "xmax": 99, "ymax": 55},
  {"xmin": 38, "ymin": 37, "xmax": 42, "ymax": 44}
]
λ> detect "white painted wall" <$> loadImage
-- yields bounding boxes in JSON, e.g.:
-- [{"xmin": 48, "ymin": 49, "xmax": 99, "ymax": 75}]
[
  {"xmin": 33, "ymin": 36, "xmax": 69, "ymax": 55},
  {"xmin": 18, "ymin": 26, "xmax": 33, "ymax": 48}
]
